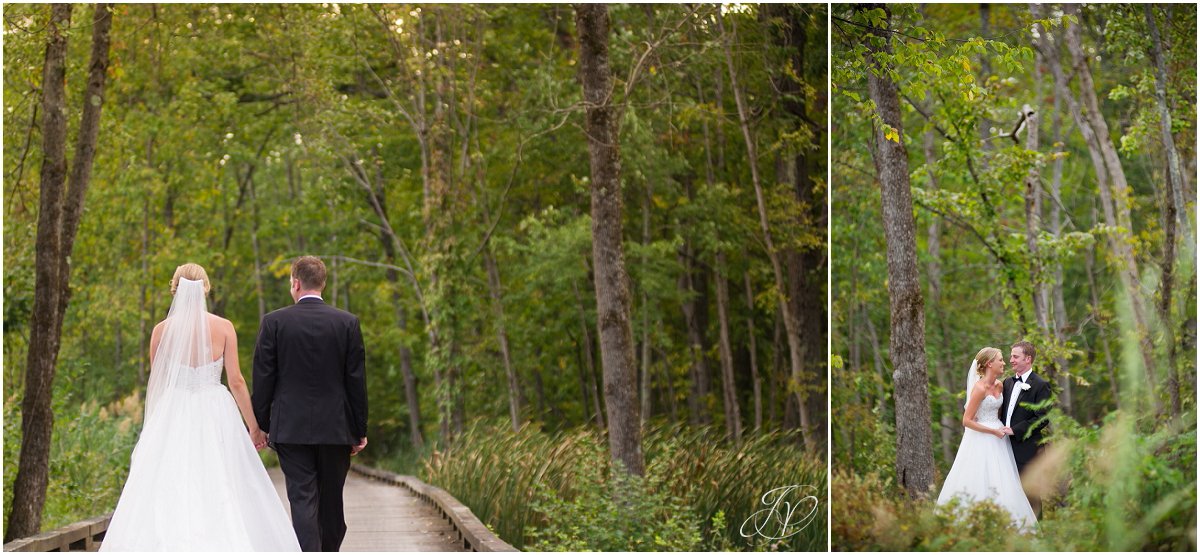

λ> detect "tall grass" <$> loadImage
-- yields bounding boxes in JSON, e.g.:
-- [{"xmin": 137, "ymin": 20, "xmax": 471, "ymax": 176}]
[
  {"xmin": 3, "ymin": 391, "xmax": 142, "ymax": 531},
  {"xmin": 413, "ymin": 418, "xmax": 825, "ymax": 551}
]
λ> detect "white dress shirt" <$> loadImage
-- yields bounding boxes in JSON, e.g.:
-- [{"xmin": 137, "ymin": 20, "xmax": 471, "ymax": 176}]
[{"xmin": 1005, "ymin": 371, "xmax": 1031, "ymax": 427}]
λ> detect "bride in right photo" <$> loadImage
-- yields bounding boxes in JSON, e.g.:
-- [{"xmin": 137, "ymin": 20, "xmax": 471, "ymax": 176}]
[{"xmin": 829, "ymin": 3, "xmax": 1196, "ymax": 551}]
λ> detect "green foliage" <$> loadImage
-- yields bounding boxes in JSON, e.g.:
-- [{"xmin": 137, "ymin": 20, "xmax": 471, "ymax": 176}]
[
  {"xmin": 417, "ymin": 419, "xmax": 825, "ymax": 551},
  {"xmin": 3, "ymin": 2, "xmax": 825, "ymax": 539},
  {"xmin": 832, "ymin": 3, "xmax": 1195, "ymax": 550},
  {"xmin": 3, "ymin": 392, "xmax": 141, "ymax": 531},
  {"xmin": 833, "ymin": 0, "xmax": 1196, "ymax": 472},
  {"xmin": 524, "ymin": 448, "xmax": 702, "ymax": 551}
]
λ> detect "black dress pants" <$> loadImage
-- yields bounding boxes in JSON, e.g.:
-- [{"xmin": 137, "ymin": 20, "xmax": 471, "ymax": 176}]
[{"xmin": 274, "ymin": 443, "xmax": 352, "ymax": 552}]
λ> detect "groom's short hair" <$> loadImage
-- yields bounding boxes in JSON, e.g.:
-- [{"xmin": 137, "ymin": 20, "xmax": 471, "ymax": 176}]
[
  {"xmin": 292, "ymin": 256, "xmax": 327, "ymax": 291},
  {"xmin": 1012, "ymin": 340, "xmax": 1036, "ymax": 363}
]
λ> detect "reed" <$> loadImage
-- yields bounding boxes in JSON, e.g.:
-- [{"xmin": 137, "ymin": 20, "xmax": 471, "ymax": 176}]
[
  {"xmin": 418, "ymin": 418, "xmax": 826, "ymax": 551},
  {"xmin": 4, "ymin": 391, "xmax": 142, "ymax": 531}
]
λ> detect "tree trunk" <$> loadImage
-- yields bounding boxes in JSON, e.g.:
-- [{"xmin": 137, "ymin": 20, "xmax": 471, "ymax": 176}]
[
  {"xmin": 573, "ymin": 328, "xmax": 593, "ymax": 426},
  {"xmin": 249, "ymin": 178, "xmax": 267, "ymax": 322},
  {"xmin": 1032, "ymin": 3, "xmax": 1158, "ymax": 409},
  {"xmin": 58, "ymin": 4, "xmax": 113, "ymax": 268},
  {"xmin": 1021, "ymin": 102, "xmax": 1055, "ymax": 381},
  {"xmin": 714, "ymin": 252, "xmax": 743, "ymax": 447},
  {"xmin": 921, "ymin": 113, "xmax": 956, "ymax": 465},
  {"xmin": 718, "ymin": 11, "xmax": 813, "ymax": 451},
  {"xmin": 744, "ymin": 272, "xmax": 763, "ymax": 432},
  {"xmin": 348, "ymin": 153, "xmax": 429, "ymax": 451},
  {"xmin": 572, "ymin": 279, "xmax": 606, "ymax": 431},
  {"xmin": 639, "ymin": 186, "xmax": 653, "ymax": 427},
  {"xmin": 1144, "ymin": 4, "xmax": 1192, "ymax": 241},
  {"xmin": 484, "ymin": 250, "xmax": 522, "ymax": 432},
  {"xmin": 766, "ymin": 1, "xmax": 827, "ymax": 451},
  {"xmin": 1085, "ymin": 201, "xmax": 1119, "ymax": 410},
  {"xmin": 9, "ymin": 4, "xmax": 112, "ymax": 541},
  {"xmin": 770, "ymin": 310, "xmax": 783, "ymax": 426},
  {"xmin": 394, "ymin": 297, "xmax": 424, "ymax": 450},
  {"xmin": 11, "ymin": 6, "xmax": 74, "ymax": 535},
  {"xmin": 864, "ymin": 306, "xmax": 889, "ymax": 415},
  {"xmin": 1144, "ymin": 4, "xmax": 1184, "ymax": 418},
  {"xmin": 1048, "ymin": 91, "xmax": 1072, "ymax": 415},
  {"xmin": 1156, "ymin": 168, "xmax": 1180, "ymax": 418},
  {"xmin": 1060, "ymin": 5, "xmax": 1157, "ymax": 389},
  {"xmin": 678, "ymin": 177, "xmax": 712, "ymax": 426},
  {"xmin": 976, "ymin": 3, "xmax": 995, "ymax": 160},
  {"xmin": 422, "ymin": 10, "xmax": 459, "ymax": 445},
  {"xmin": 861, "ymin": 5, "xmax": 934, "ymax": 498},
  {"xmin": 575, "ymin": 3, "xmax": 644, "ymax": 477},
  {"xmin": 139, "ymin": 193, "xmax": 149, "ymax": 385}
]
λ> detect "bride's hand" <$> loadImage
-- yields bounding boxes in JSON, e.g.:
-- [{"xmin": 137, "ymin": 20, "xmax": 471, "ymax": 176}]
[
  {"xmin": 993, "ymin": 428, "xmax": 1007, "ymax": 438},
  {"xmin": 250, "ymin": 428, "xmax": 268, "ymax": 450}
]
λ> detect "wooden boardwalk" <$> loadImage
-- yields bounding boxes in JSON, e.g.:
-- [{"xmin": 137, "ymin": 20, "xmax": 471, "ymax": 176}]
[
  {"xmin": 268, "ymin": 467, "xmax": 467, "ymax": 552},
  {"xmin": 2, "ymin": 465, "xmax": 512, "ymax": 552}
]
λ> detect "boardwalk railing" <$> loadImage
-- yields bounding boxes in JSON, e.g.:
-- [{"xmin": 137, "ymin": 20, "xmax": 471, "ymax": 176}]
[
  {"xmin": 349, "ymin": 464, "xmax": 518, "ymax": 552},
  {"xmin": 2, "ymin": 465, "xmax": 517, "ymax": 552},
  {"xmin": 1, "ymin": 513, "xmax": 111, "ymax": 552}
]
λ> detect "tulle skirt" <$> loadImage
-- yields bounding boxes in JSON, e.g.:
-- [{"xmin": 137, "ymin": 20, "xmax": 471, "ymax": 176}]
[
  {"xmin": 936, "ymin": 425, "xmax": 1038, "ymax": 531},
  {"xmin": 100, "ymin": 384, "xmax": 300, "ymax": 551}
]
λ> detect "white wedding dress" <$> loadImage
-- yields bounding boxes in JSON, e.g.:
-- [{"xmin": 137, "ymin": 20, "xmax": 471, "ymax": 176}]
[
  {"xmin": 936, "ymin": 393, "xmax": 1037, "ymax": 530},
  {"xmin": 100, "ymin": 279, "xmax": 300, "ymax": 551}
]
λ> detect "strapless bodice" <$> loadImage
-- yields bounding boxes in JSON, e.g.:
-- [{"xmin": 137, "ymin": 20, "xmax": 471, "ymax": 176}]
[
  {"xmin": 174, "ymin": 356, "xmax": 224, "ymax": 390},
  {"xmin": 973, "ymin": 394, "xmax": 1003, "ymax": 428}
]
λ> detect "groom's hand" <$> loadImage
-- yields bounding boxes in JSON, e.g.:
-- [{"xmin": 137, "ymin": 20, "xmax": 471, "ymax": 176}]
[
  {"xmin": 351, "ymin": 437, "xmax": 368, "ymax": 456},
  {"xmin": 1000, "ymin": 426, "xmax": 1014, "ymax": 436}
]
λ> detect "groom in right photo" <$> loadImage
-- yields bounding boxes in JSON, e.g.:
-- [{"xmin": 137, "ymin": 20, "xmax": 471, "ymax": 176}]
[{"xmin": 1001, "ymin": 341, "xmax": 1052, "ymax": 514}]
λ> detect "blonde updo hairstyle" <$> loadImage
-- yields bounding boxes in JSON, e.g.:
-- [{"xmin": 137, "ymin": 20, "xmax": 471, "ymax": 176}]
[
  {"xmin": 170, "ymin": 263, "xmax": 211, "ymax": 295},
  {"xmin": 974, "ymin": 347, "xmax": 1002, "ymax": 378}
]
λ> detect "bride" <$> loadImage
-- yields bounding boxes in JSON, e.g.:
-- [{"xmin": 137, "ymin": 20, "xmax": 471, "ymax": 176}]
[
  {"xmin": 101, "ymin": 264, "xmax": 300, "ymax": 551},
  {"xmin": 936, "ymin": 346, "xmax": 1037, "ymax": 531}
]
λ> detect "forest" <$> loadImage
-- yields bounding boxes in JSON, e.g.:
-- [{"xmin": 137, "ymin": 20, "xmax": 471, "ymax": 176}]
[
  {"xmin": 3, "ymin": 3, "xmax": 826, "ymax": 551},
  {"xmin": 831, "ymin": 3, "xmax": 1195, "ymax": 551}
]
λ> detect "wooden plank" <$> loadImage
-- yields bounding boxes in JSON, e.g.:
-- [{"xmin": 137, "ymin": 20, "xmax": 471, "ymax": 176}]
[
  {"xmin": 269, "ymin": 466, "xmax": 472, "ymax": 552},
  {"xmin": 2, "ymin": 513, "xmax": 111, "ymax": 552},
  {"xmin": 349, "ymin": 465, "xmax": 519, "ymax": 552}
]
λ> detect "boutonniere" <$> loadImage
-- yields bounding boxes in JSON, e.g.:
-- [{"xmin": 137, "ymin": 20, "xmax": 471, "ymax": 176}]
[{"xmin": 1017, "ymin": 382, "xmax": 1031, "ymax": 392}]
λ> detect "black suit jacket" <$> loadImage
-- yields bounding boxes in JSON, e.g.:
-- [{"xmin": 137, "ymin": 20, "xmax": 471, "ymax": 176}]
[
  {"xmin": 252, "ymin": 297, "xmax": 367, "ymax": 445},
  {"xmin": 999, "ymin": 370, "xmax": 1050, "ymax": 469}
]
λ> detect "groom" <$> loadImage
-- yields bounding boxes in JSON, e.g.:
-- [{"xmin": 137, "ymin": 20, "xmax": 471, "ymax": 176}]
[
  {"xmin": 999, "ymin": 340, "xmax": 1050, "ymax": 512},
  {"xmin": 253, "ymin": 256, "xmax": 368, "ymax": 551}
]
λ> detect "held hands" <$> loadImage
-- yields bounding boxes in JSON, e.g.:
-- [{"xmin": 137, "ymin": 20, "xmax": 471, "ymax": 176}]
[
  {"xmin": 351, "ymin": 437, "xmax": 368, "ymax": 457},
  {"xmin": 1000, "ymin": 426, "xmax": 1014, "ymax": 437},
  {"xmin": 250, "ymin": 428, "xmax": 268, "ymax": 451}
]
